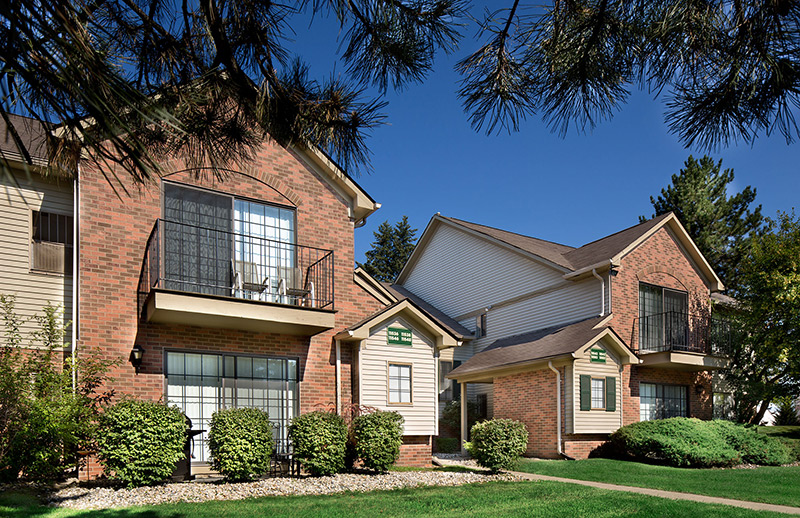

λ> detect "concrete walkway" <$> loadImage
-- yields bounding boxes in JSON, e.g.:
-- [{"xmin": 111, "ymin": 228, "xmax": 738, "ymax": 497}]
[{"xmin": 512, "ymin": 471, "xmax": 800, "ymax": 515}]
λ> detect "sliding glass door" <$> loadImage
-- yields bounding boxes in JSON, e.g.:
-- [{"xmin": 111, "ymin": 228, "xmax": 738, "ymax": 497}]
[{"xmin": 166, "ymin": 351, "xmax": 299, "ymax": 462}]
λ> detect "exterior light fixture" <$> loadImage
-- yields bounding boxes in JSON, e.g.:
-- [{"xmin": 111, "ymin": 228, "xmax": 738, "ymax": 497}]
[{"xmin": 131, "ymin": 344, "xmax": 145, "ymax": 374}]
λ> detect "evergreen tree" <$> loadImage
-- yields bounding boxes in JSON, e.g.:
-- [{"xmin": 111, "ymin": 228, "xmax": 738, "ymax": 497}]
[
  {"xmin": 641, "ymin": 156, "xmax": 765, "ymax": 294},
  {"xmin": 359, "ymin": 216, "xmax": 417, "ymax": 283}
]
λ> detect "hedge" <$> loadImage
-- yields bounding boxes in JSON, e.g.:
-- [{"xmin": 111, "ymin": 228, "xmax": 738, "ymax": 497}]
[
  {"xmin": 352, "ymin": 411, "xmax": 404, "ymax": 472},
  {"xmin": 96, "ymin": 399, "xmax": 186, "ymax": 487},
  {"xmin": 289, "ymin": 411, "xmax": 348, "ymax": 476},
  {"xmin": 209, "ymin": 407, "xmax": 273, "ymax": 481},
  {"xmin": 608, "ymin": 418, "xmax": 792, "ymax": 468},
  {"xmin": 465, "ymin": 418, "xmax": 528, "ymax": 473}
]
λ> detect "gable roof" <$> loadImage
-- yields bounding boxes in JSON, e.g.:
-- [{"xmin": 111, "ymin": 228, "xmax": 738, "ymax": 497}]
[
  {"xmin": 562, "ymin": 213, "xmax": 672, "ymax": 271},
  {"xmin": 383, "ymin": 284, "xmax": 473, "ymax": 339},
  {"xmin": 351, "ymin": 267, "xmax": 473, "ymax": 340},
  {"xmin": 397, "ymin": 212, "xmax": 724, "ymax": 291},
  {"xmin": 335, "ymin": 298, "xmax": 464, "ymax": 348},
  {"xmin": 440, "ymin": 217, "xmax": 576, "ymax": 270},
  {"xmin": 447, "ymin": 316, "xmax": 637, "ymax": 382},
  {"xmin": 0, "ymin": 113, "xmax": 50, "ymax": 166}
]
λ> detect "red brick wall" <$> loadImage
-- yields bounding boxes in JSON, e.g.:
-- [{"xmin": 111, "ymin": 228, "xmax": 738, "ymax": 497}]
[
  {"xmin": 77, "ymin": 140, "xmax": 384, "ymax": 411},
  {"xmin": 494, "ymin": 370, "xmax": 560, "ymax": 458},
  {"xmin": 610, "ymin": 225, "xmax": 711, "ymax": 352},
  {"xmin": 397, "ymin": 435, "xmax": 432, "ymax": 467},
  {"xmin": 563, "ymin": 434, "xmax": 607, "ymax": 459},
  {"xmin": 610, "ymin": 225, "xmax": 714, "ymax": 424}
]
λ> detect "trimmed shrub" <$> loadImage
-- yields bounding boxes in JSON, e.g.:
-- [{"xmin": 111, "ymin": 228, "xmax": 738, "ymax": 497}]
[
  {"xmin": 352, "ymin": 411, "xmax": 403, "ymax": 472},
  {"xmin": 208, "ymin": 407, "xmax": 273, "ymax": 481},
  {"xmin": 435, "ymin": 437, "xmax": 459, "ymax": 454},
  {"xmin": 465, "ymin": 419, "xmax": 527, "ymax": 473},
  {"xmin": 609, "ymin": 418, "xmax": 740, "ymax": 468},
  {"xmin": 606, "ymin": 418, "xmax": 796, "ymax": 468},
  {"xmin": 97, "ymin": 399, "xmax": 186, "ymax": 487},
  {"xmin": 289, "ymin": 411, "xmax": 347, "ymax": 476},
  {"xmin": 707, "ymin": 420, "xmax": 792, "ymax": 466}
]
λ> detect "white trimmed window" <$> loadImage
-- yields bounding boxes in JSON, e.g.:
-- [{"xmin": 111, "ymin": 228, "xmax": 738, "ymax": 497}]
[
  {"xmin": 388, "ymin": 363, "xmax": 412, "ymax": 404},
  {"xmin": 591, "ymin": 378, "xmax": 606, "ymax": 409}
]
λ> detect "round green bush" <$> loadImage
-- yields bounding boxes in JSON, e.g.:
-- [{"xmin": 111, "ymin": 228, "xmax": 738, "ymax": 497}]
[
  {"xmin": 209, "ymin": 407, "xmax": 273, "ymax": 481},
  {"xmin": 96, "ymin": 399, "xmax": 186, "ymax": 487},
  {"xmin": 465, "ymin": 418, "xmax": 527, "ymax": 473},
  {"xmin": 289, "ymin": 411, "xmax": 347, "ymax": 476},
  {"xmin": 707, "ymin": 420, "xmax": 792, "ymax": 466},
  {"xmin": 352, "ymin": 411, "xmax": 403, "ymax": 472},
  {"xmin": 609, "ymin": 418, "xmax": 741, "ymax": 468}
]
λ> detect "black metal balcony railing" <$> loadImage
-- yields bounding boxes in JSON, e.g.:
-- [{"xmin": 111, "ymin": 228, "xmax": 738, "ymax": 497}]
[
  {"xmin": 635, "ymin": 311, "xmax": 732, "ymax": 356},
  {"xmin": 138, "ymin": 219, "xmax": 334, "ymax": 318}
]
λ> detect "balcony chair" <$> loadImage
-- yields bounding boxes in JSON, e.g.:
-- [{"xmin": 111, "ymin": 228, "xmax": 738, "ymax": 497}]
[
  {"xmin": 277, "ymin": 266, "xmax": 315, "ymax": 307},
  {"xmin": 232, "ymin": 260, "xmax": 271, "ymax": 302}
]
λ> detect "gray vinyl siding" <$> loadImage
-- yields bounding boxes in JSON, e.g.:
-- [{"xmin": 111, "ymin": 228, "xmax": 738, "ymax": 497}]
[
  {"xmin": 360, "ymin": 318, "xmax": 437, "ymax": 436},
  {"xmin": 571, "ymin": 344, "xmax": 622, "ymax": 434},
  {"xmin": 482, "ymin": 279, "xmax": 599, "ymax": 353},
  {"xmin": 0, "ymin": 169, "xmax": 73, "ymax": 345},
  {"xmin": 403, "ymin": 223, "xmax": 569, "ymax": 318}
]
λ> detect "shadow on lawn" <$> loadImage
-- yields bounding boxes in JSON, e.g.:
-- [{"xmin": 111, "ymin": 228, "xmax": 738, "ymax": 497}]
[{"xmin": 0, "ymin": 489, "xmax": 184, "ymax": 518}]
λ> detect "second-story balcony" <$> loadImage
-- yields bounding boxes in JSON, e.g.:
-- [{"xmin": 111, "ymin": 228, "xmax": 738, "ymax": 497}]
[
  {"xmin": 635, "ymin": 311, "xmax": 731, "ymax": 371},
  {"xmin": 137, "ymin": 219, "xmax": 335, "ymax": 335}
]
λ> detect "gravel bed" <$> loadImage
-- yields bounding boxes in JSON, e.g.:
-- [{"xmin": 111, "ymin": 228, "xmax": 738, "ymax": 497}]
[{"xmin": 41, "ymin": 470, "xmax": 518, "ymax": 510}]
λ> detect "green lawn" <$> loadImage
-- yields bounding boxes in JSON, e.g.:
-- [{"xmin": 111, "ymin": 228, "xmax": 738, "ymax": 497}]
[
  {"xmin": 0, "ymin": 480, "xmax": 790, "ymax": 518},
  {"xmin": 516, "ymin": 458, "xmax": 800, "ymax": 507}
]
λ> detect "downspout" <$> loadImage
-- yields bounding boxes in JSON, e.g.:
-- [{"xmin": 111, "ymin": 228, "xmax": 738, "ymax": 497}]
[
  {"xmin": 619, "ymin": 364, "xmax": 624, "ymax": 429},
  {"xmin": 71, "ymin": 170, "xmax": 80, "ymax": 391},
  {"xmin": 547, "ymin": 361, "xmax": 563, "ymax": 456},
  {"xmin": 335, "ymin": 340, "xmax": 341, "ymax": 414},
  {"xmin": 591, "ymin": 269, "xmax": 605, "ymax": 316}
]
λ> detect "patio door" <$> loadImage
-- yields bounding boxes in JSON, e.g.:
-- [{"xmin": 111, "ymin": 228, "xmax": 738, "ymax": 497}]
[
  {"xmin": 163, "ymin": 183, "xmax": 232, "ymax": 296},
  {"xmin": 165, "ymin": 351, "xmax": 299, "ymax": 463}
]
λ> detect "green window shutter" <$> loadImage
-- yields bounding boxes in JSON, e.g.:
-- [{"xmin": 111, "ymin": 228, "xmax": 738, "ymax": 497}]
[
  {"xmin": 579, "ymin": 375, "xmax": 591, "ymax": 411},
  {"xmin": 453, "ymin": 361, "xmax": 462, "ymax": 401},
  {"xmin": 606, "ymin": 376, "xmax": 616, "ymax": 412}
]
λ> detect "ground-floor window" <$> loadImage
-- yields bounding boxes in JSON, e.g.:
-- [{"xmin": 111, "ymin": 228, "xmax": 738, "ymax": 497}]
[
  {"xmin": 165, "ymin": 351, "xmax": 298, "ymax": 462},
  {"xmin": 639, "ymin": 383, "xmax": 688, "ymax": 421}
]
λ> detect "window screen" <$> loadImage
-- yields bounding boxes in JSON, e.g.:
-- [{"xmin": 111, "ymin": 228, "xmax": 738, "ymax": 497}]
[{"xmin": 31, "ymin": 211, "xmax": 73, "ymax": 274}]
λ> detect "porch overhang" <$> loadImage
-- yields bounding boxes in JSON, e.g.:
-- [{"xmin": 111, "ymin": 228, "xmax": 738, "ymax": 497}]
[
  {"xmin": 144, "ymin": 290, "xmax": 335, "ymax": 335},
  {"xmin": 637, "ymin": 350, "xmax": 730, "ymax": 371}
]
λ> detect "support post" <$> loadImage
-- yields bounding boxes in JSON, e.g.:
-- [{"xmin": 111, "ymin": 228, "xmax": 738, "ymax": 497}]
[{"xmin": 460, "ymin": 382, "xmax": 468, "ymax": 454}]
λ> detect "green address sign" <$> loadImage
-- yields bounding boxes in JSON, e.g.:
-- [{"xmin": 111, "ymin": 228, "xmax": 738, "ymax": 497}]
[{"xmin": 387, "ymin": 327, "xmax": 412, "ymax": 345}]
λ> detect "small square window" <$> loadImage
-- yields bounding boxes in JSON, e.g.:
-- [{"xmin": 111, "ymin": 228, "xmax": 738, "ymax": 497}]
[{"xmin": 591, "ymin": 378, "xmax": 605, "ymax": 409}]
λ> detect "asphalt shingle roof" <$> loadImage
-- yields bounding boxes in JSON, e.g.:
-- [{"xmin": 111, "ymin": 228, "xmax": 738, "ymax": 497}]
[
  {"xmin": 448, "ymin": 316, "xmax": 608, "ymax": 377},
  {"xmin": 440, "ymin": 213, "xmax": 674, "ymax": 273}
]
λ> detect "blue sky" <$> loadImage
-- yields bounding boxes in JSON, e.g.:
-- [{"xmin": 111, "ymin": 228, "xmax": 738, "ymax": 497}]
[{"xmin": 292, "ymin": 8, "xmax": 799, "ymax": 263}]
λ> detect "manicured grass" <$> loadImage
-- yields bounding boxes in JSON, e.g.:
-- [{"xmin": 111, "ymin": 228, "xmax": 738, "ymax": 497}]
[
  {"xmin": 757, "ymin": 426, "xmax": 800, "ymax": 440},
  {"xmin": 0, "ymin": 480, "xmax": 789, "ymax": 518},
  {"xmin": 516, "ymin": 458, "xmax": 800, "ymax": 507}
]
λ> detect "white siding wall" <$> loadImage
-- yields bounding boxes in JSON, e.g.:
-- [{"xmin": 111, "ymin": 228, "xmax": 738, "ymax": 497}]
[
  {"xmin": 0, "ymin": 169, "xmax": 73, "ymax": 344},
  {"xmin": 571, "ymin": 342, "xmax": 623, "ymax": 434},
  {"xmin": 360, "ymin": 318, "xmax": 437, "ymax": 435}
]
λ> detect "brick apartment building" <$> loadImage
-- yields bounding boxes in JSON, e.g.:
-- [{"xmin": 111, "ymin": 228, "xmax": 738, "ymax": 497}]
[
  {"xmin": 1, "ymin": 114, "xmax": 463, "ymax": 471},
  {"xmin": 389, "ymin": 214, "xmax": 732, "ymax": 459},
  {"xmin": 2, "ymin": 113, "xmax": 733, "ymax": 471}
]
